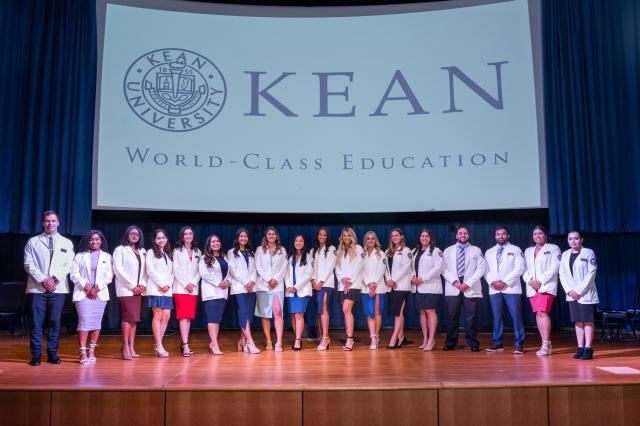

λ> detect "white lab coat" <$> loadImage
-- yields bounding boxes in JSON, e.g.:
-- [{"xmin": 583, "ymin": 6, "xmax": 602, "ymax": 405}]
[
  {"xmin": 70, "ymin": 250, "xmax": 113, "ymax": 302},
  {"xmin": 523, "ymin": 244, "xmax": 561, "ymax": 297},
  {"xmin": 227, "ymin": 248, "xmax": 257, "ymax": 295},
  {"xmin": 385, "ymin": 246, "xmax": 413, "ymax": 292},
  {"xmin": 484, "ymin": 243, "xmax": 526, "ymax": 295},
  {"xmin": 199, "ymin": 255, "xmax": 230, "ymax": 301},
  {"xmin": 442, "ymin": 243, "xmax": 486, "ymax": 298},
  {"xmin": 255, "ymin": 246, "xmax": 288, "ymax": 292},
  {"xmin": 361, "ymin": 248, "xmax": 387, "ymax": 294},
  {"xmin": 335, "ymin": 244, "xmax": 365, "ymax": 292},
  {"xmin": 145, "ymin": 250, "xmax": 174, "ymax": 297},
  {"xmin": 172, "ymin": 247, "xmax": 202, "ymax": 295},
  {"xmin": 112, "ymin": 245, "xmax": 147, "ymax": 297},
  {"xmin": 309, "ymin": 245, "xmax": 336, "ymax": 288},
  {"xmin": 285, "ymin": 254, "xmax": 313, "ymax": 298},
  {"xmin": 24, "ymin": 233, "xmax": 75, "ymax": 294},
  {"xmin": 411, "ymin": 247, "xmax": 445, "ymax": 294},
  {"xmin": 559, "ymin": 247, "xmax": 599, "ymax": 304}
]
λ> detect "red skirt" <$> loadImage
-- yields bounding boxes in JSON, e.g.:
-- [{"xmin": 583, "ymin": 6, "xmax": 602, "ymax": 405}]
[
  {"xmin": 174, "ymin": 294, "xmax": 197, "ymax": 320},
  {"xmin": 529, "ymin": 292, "xmax": 555, "ymax": 313}
]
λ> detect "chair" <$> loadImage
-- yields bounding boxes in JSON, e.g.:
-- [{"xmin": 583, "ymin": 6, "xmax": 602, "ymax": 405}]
[
  {"xmin": 0, "ymin": 281, "xmax": 27, "ymax": 335},
  {"xmin": 626, "ymin": 280, "xmax": 640, "ymax": 344},
  {"xmin": 599, "ymin": 279, "xmax": 639, "ymax": 341}
]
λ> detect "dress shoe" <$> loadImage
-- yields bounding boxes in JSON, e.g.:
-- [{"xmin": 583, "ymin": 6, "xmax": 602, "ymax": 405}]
[
  {"xmin": 47, "ymin": 354, "xmax": 62, "ymax": 364},
  {"xmin": 29, "ymin": 356, "xmax": 41, "ymax": 366},
  {"xmin": 573, "ymin": 347, "xmax": 584, "ymax": 359},
  {"xmin": 581, "ymin": 347, "xmax": 593, "ymax": 360},
  {"xmin": 486, "ymin": 344, "xmax": 504, "ymax": 352},
  {"xmin": 470, "ymin": 346, "xmax": 480, "ymax": 352},
  {"xmin": 442, "ymin": 345, "xmax": 456, "ymax": 351}
]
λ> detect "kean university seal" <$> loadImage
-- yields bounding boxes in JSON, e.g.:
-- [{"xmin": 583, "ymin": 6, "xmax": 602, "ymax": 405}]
[{"xmin": 124, "ymin": 48, "xmax": 227, "ymax": 132}]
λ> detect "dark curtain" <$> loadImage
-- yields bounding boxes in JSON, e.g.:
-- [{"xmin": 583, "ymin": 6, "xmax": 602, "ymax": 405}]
[
  {"xmin": 543, "ymin": 0, "xmax": 640, "ymax": 234},
  {"xmin": 0, "ymin": 0, "xmax": 95, "ymax": 235}
]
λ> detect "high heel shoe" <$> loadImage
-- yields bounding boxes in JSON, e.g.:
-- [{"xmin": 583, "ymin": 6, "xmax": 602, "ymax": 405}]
[
  {"xmin": 208, "ymin": 343, "xmax": 223, "ymax": 355},
  {"xmin": 397, "ymin": 336, "xmax": 408, "ymax": 348},
  {"xmin": 274, "ymin": 342, "xmax": 283, "ymax": 352},
  {"xmin": 79, "ymin": 347, "xmax": 89, "ymax": 364},
  {"xmin": 369, "ymin": 335, "xmax": 378, "ymax": 350},
  {"xmin": 292, "ymin": 339, "xmax": 302, "ymax": 351},
  {"xmin": 237, "ymin": 338, "xmax": 246, "ymax": 352},
  {"xmin": 265, "ymin": 340, "xmax": 273, "ymax": 351},
  {"xmin": 180, "ymin": 343, "xmax": 193, "ymax": 357},
  {"xmin": 121, "ymin": 345, "xmax": 133, "ymax": 361},
  {"xmin": 154, "ymin": 344, "xmax": 169, "ymax": 358},
  {"xmin": 245, "ymin": 341, "xmax": 261, "ymax": 354},
  {"xmin": 343, "ymin": 336, "xmax": 355, "ymax": 351},
  {"xmin": 317, "ymin": 337, "xmax": 330, "ymax": 351},
  {"xmin": 423, "ymin": 341, "xmax": 436, "ymax": 352},
  {"xmin": 129, "ymin": 345, "xmax": 140, "ymax": 358},
  {"xmin": 88, "ymin": 342, "xmax": 97, "ymax": 362}
]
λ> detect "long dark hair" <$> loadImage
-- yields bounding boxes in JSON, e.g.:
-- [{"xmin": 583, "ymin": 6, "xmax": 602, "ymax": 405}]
[
  {"xmin": 311, "ymin": 226, "xmax": 332, "ymax": 258},
  {"xmin": 175, "ymin": 226, "xmax": 199, "ymax": 251},
  {"xmin": 119, "ymin": 225, "xmax": 144, "ymax": 249},
  {"xmin": 233, "ymin": 227, "xmax": 254, "ymax": 258},
  {"xmin": 531, "ymin": 225, "xmax": 550, "ymax": 245},
  {"xmin": 289, "ymin": 234, "xmax": 308, "ymax": 266},
  {"xmin": 203, "ymin": 234, "xmax": 224, "ymax": 268},
  {"xmin": 79, "ymin": 229, "xmax": 108, "ymax": 253},
  {"xmin": 415, "ymin": 228, "xmax": 435, "ymax": 254},
  {"xmin": 151, "ymin": 228, "xmax": 173, "ymax": 260}
]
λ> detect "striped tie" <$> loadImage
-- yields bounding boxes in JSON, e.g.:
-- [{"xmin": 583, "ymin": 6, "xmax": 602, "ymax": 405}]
[
  {"xmin": 456, "ymin": 246, "xmax": 465, "ymax": 278},
  {"xmin": 496, "ymin": 246, "xmax": 504, "ymax": 273}
]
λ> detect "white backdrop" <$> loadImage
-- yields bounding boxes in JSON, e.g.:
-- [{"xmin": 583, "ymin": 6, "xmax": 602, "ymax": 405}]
[{"xmin": 94, "ymin": 0, "xmax": 545, "ymax": 213}]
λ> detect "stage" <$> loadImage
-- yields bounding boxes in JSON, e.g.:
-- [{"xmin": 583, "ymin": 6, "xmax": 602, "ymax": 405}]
[{"xmin": 1, "ymin": 330, "xmax": 639, "ymax": 426}]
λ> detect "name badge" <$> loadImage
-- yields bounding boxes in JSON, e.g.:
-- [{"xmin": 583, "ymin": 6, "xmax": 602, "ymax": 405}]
[
  {"xmin": 580, "ymin": 258, "xmax": 588, "ymax": 262},
  {"xmin": 60, "ymin": 248, "xmax": 67, "ymax": 253},
  {"xmin": 544, "ymin": 251, "xmax": 551, "ymax": 255},
  {"xmin": 507, "ymin": 252, "xmax": 514, "ymax": 256}
]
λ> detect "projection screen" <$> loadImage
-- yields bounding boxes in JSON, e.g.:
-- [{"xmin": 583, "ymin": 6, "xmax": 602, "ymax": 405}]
[{"xmin": 93, "ymin": 0, "xmax": 546, "ymax": 213}]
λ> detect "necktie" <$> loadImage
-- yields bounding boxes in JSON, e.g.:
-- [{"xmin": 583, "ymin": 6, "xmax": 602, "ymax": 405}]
[
  {"xmin": 497, "ymin": 246, "xmax": 504, "ymax": 272},
  {"xmin": 48, "ymin": 235, "xmax": 54, "ymax": 260},
  {"xmin": 456, "ymin": 246, "xmax": 465, "ymax": 278}
]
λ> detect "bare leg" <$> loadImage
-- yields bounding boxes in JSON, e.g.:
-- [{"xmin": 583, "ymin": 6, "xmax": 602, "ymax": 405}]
[
  {"xmin": 179, "ymin": 318, "xmax": 191, "ymax": 344},
  {"xmin": 374, "ymin": 295, "xmax": 382, "ymax": 336},
  {"xmin": 89, "ymin": 329, "xmax": 100, "ymax": 345},
  {"xmin": 208, "ymin": 323, "xmax": 221, "ymax": 351},
  {"xmin": 121, "ymin": 322, "xmax": 130, "ymax": 351},
  {"xmin": 273, "ymin": 297, "xmax": 284, "ymax": 346},
  {"xmin": 426, "ymin": 310, "xmax": 438, "ymax": 350},
  {"xmin": 129, "ymin": 323, "xmax": 138, "ymax": 355},
  {"xmin": 261, "ymin": 318, "xmax": 272, "ymax": 345},
  {"xmin": 320, "ymin": 291, "xmax": 330, "ymax": 339},
  {"xmin": 342, "ymin": 299, "xmax": 355, "ymax": 349},
  {"xmin": 536, "ymin": 312, "xmax": 551, "ymax": 342},
  {"xmin": 78, "ymin": 330, "xmax": 88, "ymax": 349},
  {"xmin": 151, "ymin": 308, "xmax": 163, "ymax": 347},
  {"xmin": 419, "ymin": 310, "xmax": 428, "ymax": 348}
]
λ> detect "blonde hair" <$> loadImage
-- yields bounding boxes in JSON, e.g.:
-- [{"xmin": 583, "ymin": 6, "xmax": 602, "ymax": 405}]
[
  {"xmin": 336, "ymin": 227, "xmax": 358, "ymax": 266},
  {"xmin": 363, "ymin": 231, "xmax": 383, "ymax": 258},
  {"xmin": 385, "ymin": 228, "xmax": 406, "ymax": 257},
  {"xmin": 261, "ymin": 226, "xmax": 283, "ymax": 254}
]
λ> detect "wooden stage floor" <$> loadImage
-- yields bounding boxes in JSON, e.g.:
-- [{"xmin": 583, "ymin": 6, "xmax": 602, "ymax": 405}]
[{"xmin": 1, "ymin": 330, "xmax": 640, "ymax": 425}]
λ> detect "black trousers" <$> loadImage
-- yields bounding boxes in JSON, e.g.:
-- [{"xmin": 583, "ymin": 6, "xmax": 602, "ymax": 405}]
[
  {"xmin": 444, "ymin": 293, "xmax": 481, "ymax": 348},
  {"xmin": 29, "ymin": 293, "xmax": 65, "ymax": 356}
]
